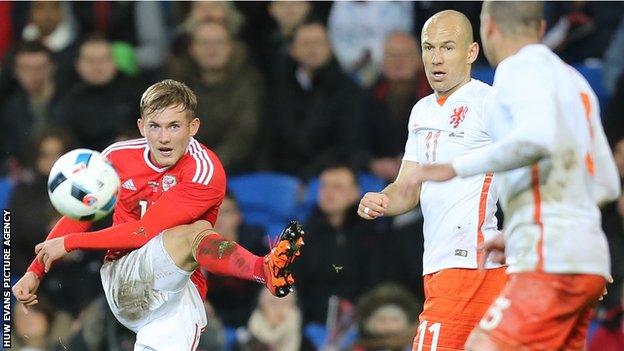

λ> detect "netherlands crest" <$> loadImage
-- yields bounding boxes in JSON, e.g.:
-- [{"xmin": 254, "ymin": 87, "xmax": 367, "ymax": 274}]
[{"xmin": 450, "ymin": 106, "xmax": 469, "ymax": 128}]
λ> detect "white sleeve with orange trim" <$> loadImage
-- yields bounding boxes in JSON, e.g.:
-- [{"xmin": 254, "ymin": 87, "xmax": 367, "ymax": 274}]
[{"xmin": 452, "ymin": 60, "xmax": 556, "ymax": 177}]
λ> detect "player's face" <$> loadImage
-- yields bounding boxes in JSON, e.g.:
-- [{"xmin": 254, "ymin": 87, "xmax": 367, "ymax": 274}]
[
  {"xmin": 421, "ymin": 19, "xmax": 477, "ymax": 97},
  {"xmin": 138, "ymin": 106, "xmax": 200, "ymax": 167}
]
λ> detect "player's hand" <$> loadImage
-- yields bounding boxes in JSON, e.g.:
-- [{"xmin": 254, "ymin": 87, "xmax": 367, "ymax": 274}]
[
  {"xmin": 358, "ymin": 192, "xmax": 389, "ymax": 219},
  {"xmin": 12, "ymin": 271, "xmax": 41, "ymax": 314},
  {"xmin": 418, "ymin": 164, "xmax": 457, "ymax": 182},
  {"xmin": 35, "ymin": 237, "xmax": 68, "ymax": 273},
  {"xmin": 478, "ymin": 232, "xmax": 506, "ymax": 269}
]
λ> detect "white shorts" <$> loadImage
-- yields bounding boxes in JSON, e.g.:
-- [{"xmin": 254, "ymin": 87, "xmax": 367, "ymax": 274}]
[{"xmin": 100, "ymin": 233, "xmax": 207, "ymax": 350}]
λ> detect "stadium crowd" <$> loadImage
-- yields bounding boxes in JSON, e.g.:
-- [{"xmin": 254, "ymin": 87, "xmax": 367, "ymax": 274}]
[{"xmin": 1, "ymin": 1, "xmax": 623, "ymax": 350}]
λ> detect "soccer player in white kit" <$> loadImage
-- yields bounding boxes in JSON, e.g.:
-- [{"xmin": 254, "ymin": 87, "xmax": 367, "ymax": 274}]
[
  {"xmin": 417, "ymin": 2, "xmax": 621, "ymax": 350},
  {"xmin": 358, "ymin": 10, "xmax": 507, "ymax": 350}
]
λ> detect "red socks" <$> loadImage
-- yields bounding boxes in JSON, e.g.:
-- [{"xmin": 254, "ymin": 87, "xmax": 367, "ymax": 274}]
[{"xmin": 194, "ymin": 233, "xmax": 266, "ymax": 283}]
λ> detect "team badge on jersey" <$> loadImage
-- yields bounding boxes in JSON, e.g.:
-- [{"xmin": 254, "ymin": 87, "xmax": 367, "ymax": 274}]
[
  {"xmin": 450, "ymin": 106, "xmax": 469, "ymax": 128},
  {"xmin": 162, "ymin": 175, "xmax": 177, "ymax": 192}
]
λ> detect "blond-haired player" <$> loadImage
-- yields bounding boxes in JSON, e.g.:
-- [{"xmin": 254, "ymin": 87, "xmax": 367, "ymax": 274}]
[
  {"xmin": 358, "ymin": 10, "xmax": 506, "ymax": 350},
  {"xmin": 418, "ymin": 2, "xmax": 621, "ymax": 350}
]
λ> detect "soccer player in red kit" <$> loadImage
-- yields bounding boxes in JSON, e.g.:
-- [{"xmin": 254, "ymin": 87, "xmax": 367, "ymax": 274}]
[{"xmin": 12, "ymin": 80, "xmax": 304, "ymax": 350}]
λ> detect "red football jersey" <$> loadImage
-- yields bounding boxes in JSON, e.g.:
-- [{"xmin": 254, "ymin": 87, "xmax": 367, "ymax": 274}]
[{"xmin": 101, "ymin": 137, "xmax": 227, "ymax": 298}]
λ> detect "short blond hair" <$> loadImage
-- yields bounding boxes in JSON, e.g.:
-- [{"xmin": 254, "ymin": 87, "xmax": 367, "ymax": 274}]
[{"xmin": 140, "ymin": 79, "xmax": 197, "ymax": 120}]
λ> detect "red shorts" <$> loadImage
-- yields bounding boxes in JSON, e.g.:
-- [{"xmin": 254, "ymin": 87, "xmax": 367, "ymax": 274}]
[
  {"xmin": 413, "ymin": 267, "xmax": 507, "ymax": 351},
  {"xmin": 465, "ymin": 271, "xmax": 606, "ymax": 351}
]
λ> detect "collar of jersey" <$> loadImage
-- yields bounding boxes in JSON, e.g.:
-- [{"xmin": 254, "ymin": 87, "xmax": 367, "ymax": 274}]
[
  {"xmin": 143, "ymin": 146, "xmax": 171, "ymax": 173},
  {"xmin": 435, "ymin": 78, "xmax": 475, "ymax": 107}
]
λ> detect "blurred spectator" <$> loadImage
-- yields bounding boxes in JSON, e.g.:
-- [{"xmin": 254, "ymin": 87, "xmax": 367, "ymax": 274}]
[
  {"xmin": 69, "ymin": 296, "xmax": 225, "ymax": 351},
  {"xmin": 605, "ymin": 73, "xmax": 624, "ymax": 146},
  {"xmin": 366, "ymin": 31, "xmax": 431, "ymax": 182},
  {"xmin": 71, "ymin": 2, "xmax": 167, "ymax": 72},
  {"xmin": 234, "ymin": 289, "xmax": 315, "ymax": 351},
  {"xmin": 67, "ymin": 295, "xmax": 139, "ymax": 351},
  {"xmin": 327, "ymin": 2, "xmax": 414, "ymax": 87},
  {"xmin": 10, "ymin": 129, "xmax": 104, "ymax": 316},
  {"xmin": 588, "ymin": 286, "xmax": 624, "ymax": 351},
  {"xmin": 293, "ymin": 165, "xmax": 382, "ymax": 324},
  {"xmin": 171, "ymin": 1, "xmax": 245, "ymax": 64},
  {"xmin": 600, "ymin": 137, "xmax": 624, "ymax": 309},
  {"xmin": 174, "ymin": 1, "xmax": 244, "ymax": 38},
  {"xmin": 11, "ymin": 129, "xmax": 72, "ymax": 276},
  {"xmin": 21, "ymin": 1, "xmax": 78, "ymax": 91},
  {"xmin": 603, "ymin": 17, "xmax": 624, "ymax": 95},
  {"xmin": 262, "ymin": 21, "xmax": 368, "ymax": 179},
  {"xmin": 352, "ymin": 283, "xmax": 421, "ymax": 351},
  {"xmin": 207, "ymin": 191, "xmax": 268, "ymax": 327},
  {"xmin": 384, "ymin": 209, "xmax": 426, "ymax": 303},
  {"xmin": 543, "ymin": 1, "xmax": 624, "ymax": 63},
  {"xmin": 11, "ymin": 295, "xmax": 74, "ymax": 351},
  {"xmin": 255, "ymin": 1, "xmax": 312, "ymax": 79},
  {"xmin": 0, "ymin": 2, "xmax": 14, "ymax": 61},
  {"xmin": 56, "ymin": 35, "xmax": 141, "ymax": 151},
  {"xmin": 1, "ymin": 41, "xmax": 63, "ymax": 168},
  {"xmin": 170, "ymin": 20, "xmax": 263, "ymax": 174}
]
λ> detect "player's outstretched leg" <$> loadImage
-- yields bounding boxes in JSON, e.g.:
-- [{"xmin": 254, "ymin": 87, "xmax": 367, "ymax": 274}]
[
  {"xmin": 162, "ymin": 220, "xmax": 305, "ymax": 297},
  {"xmin": 263, "ymin": 221, "xmax": 305, "ymax": 297}
]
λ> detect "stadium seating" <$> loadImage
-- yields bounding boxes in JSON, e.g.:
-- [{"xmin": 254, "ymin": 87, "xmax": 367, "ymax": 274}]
[
  {"xmin": 228, "ymin": 172, "xmax": 302, "ymax": 239},
  {"xmin": 0, "ymin": 177, "xmax": 14, "ymax": 210}
]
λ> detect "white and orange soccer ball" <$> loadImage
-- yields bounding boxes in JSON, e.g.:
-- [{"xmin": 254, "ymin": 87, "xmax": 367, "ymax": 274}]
[{"xmin": 47, "ymin": 149, "xmax": 120, "ymax": 221}]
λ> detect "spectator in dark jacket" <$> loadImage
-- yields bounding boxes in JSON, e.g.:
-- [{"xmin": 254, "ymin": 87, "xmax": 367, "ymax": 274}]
[
  {"xmin": 365, "ymin": 31, "xmax": 431, "ymax": 182},
  {"xmin": 293, "ymin": 165, "xmax": 382, "ymax": 324},
  {"xmin": 1, "ymin": 41, "xmax": 64, "ymax": 169},
  {"xmin": 263, "ymin": 21, "xmax": 367, "ymax": 179},
  {"xmin": 170, "ymin": 20, "xmax": 264, "ymax": 174},
  {"xmin": 56, "ymin": 35, "xmax": 141, "ymax": 151}
]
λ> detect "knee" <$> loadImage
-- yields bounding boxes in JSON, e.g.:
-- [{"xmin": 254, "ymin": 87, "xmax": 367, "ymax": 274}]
[{"xmin": 186, "ymin": 220, "xmax": 214, "ymax": 247}]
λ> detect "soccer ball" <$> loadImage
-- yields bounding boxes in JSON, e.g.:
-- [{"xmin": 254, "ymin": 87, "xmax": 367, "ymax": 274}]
[{"xmin": 48, "ymin": 149, "xmax": 120, "ymax": 221}]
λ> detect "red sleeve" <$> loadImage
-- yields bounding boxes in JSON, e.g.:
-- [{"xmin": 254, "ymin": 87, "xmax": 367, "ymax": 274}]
[
  {"xmin": 64, "ymin": 179, "xmax": 225, "ymax": 251},
  {"xmin": 27, "ymin": 216, "xmax": 92, "ymax": 278}
]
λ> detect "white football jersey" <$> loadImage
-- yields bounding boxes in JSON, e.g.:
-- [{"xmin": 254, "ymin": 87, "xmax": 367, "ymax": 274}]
[
  {"xmin": 453, "ymin": 44, "xmax": 620, "ymax": 279},
  {"xmin": 403, "ymin": 79, "xmax": 503, "ymax": 275}
]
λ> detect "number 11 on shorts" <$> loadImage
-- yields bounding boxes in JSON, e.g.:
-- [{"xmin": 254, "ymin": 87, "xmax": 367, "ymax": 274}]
[{"xmin": 416, "ymin": 320, "xmax": 441, "ymax": 351}]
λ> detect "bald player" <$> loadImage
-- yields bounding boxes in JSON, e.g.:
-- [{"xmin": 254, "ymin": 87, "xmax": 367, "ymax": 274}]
[
  {"xmin": 416, "ymin": 2, "xmax": 620, "ymax": 350},
  {"xmin": 358, "ymin": 10, "xmax": 507, "ymax": 350}
]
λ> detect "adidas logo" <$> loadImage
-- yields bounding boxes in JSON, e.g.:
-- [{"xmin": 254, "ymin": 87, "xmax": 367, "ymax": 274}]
[{"xmin": 122, "ymin": 179, "xmax": 137, "ymax": 191}]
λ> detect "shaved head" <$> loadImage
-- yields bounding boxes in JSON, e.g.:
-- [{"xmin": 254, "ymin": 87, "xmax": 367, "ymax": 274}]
[
  {"xmin": 420, "ymin": 10, "xmax": 479, "ymax": 97},
  {"xmin": 422, "ymin": 10, "xmax": 474, "ymax": 47},
  {"xmin": 482, "ymin": 1, "xmax": 543, "ymax": 36}
]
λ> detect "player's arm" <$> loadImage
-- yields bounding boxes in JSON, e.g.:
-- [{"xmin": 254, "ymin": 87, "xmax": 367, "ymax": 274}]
[
  {"xmin": 62, "ymin": 181, "xmax": 224, "ymax": 251},
  {"xmin": 587, "ymin": 94, "xmax": 621, "ymax": 205},
  {"xmin": 26, "ymin": 217, "xmax": 92, "ymax": 278},
  {"xmin": 358, "ymin": 160, "xmax": 422, "ymax": 219},
  {"xmin": 452, "ymin": 64, "xmax": 556, "ymax": 177}
]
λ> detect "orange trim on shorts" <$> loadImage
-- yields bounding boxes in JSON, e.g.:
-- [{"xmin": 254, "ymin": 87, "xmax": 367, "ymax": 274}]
[
  {"xmin": 477, "ymin": 173, "xmax": 494, "ymax": 265},
  {"xmin": 531, "ymin": 164, "xmax": 544, "ymax": 271},
  {"xmin": 436, "ymin": 95, "xmax": 448, "ymax": 106}
]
